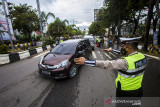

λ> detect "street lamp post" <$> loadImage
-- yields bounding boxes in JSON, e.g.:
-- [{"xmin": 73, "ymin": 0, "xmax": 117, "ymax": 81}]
[
  {"xmin": 36, "ymin": 0, "xmax": 44, "ymax": 44},
  {"xmin": 2, "ymin": 0, "xmax": 14, "ymax": 51}
]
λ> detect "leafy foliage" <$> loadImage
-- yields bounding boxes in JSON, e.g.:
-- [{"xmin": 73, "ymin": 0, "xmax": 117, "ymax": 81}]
[
  {"xmin": 0, "ymin": 45, "xmax": 8, "ymax": 54},
  {"xmin": 11, "ymin": 4, "xmax": 39, "ymax": 42}
]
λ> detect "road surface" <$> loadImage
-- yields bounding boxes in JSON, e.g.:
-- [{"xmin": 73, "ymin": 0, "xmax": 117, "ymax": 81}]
[{"xmin": 0, "ymin": 40, "xmax": 160, "ymax": 107}]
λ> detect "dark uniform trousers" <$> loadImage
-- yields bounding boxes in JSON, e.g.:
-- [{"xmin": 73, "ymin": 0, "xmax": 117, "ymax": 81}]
[{"xmin": 116, "ymin": 82, "xmax": 143, "ymax": 107}]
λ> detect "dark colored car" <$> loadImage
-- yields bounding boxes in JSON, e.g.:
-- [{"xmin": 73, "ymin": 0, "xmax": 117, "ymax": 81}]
[
  {"xmin": 38, "ymin": 39, "xmax": 92, "ymax": 79},
  {"xmin": 84, "ymin": 35, "xmax": 95, "ymax": 51}
]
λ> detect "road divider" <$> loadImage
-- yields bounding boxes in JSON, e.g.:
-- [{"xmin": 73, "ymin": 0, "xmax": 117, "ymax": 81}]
[
  {"xmin": 0, "ymin": 44, "xmax": 55, "ymax": 65},
  {"xmin": 19, "ymin": 50, "xmax": 30, "ymax": 60}
]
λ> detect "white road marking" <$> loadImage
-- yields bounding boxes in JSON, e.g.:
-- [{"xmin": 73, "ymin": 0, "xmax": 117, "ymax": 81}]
[
  {"xmin": 109, "ymin": 52, "xmax": 117, "ymax": 58},
  {"xmin": 97, "ymin": 51, "xmax": 103, "ymax": 59},
  {"xmin": 33, "ymin": 51, "xmax": 49, "ymax": 58},
  {"xmin": 103, "ymin": 52, "xmax": 112, "ymax": 59},
  {"xmin": 92, "ymin": 51, "xmax": 97, "ymax": 59}
]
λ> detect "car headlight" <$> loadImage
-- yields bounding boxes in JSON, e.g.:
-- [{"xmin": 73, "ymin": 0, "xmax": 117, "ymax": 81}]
[{"xmin": 60, "ymin": 59, "xmax": 69, "ymax": 67}]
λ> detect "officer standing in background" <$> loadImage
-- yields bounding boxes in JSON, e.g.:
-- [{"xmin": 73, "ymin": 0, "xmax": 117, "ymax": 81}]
[{"xmin": 74, "ymin": 37, "xmax": 147, "ymax": 98}]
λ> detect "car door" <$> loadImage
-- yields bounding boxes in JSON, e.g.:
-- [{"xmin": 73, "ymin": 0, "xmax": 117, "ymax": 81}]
[
  {"xmin": 75, "ymin": 41, "xmax": 85, "ymax": 58},
  {"xmin": 83, "ymin": 40, "xmax": 92, "ymax": 58}
]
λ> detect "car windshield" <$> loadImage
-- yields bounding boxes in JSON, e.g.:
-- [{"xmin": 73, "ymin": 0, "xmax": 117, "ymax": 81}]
[
  {"xmin": 51, "ymin": 43, "xmax": 77, "ymax": 55},
  {"xmin": 90, "ymin": 41, "xmax": 94, "ymax": 44}
]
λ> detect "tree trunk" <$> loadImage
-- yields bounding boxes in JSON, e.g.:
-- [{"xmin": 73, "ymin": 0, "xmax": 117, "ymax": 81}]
[
  {"xmin": 153, "ymin": 17, "xmax": 158, "ymax": 33},
  {"xmin": 155, "ymin": 0, "xmax": 160, "ymax": 44},
  {"xmin": 112, "ymin": 26, "xmax": 116, "ymax": 35},
  {"xmin": 118, "ymin": 11, "xmax": 121, "ymax": 37},
  {"xmin": 144, "ymin": 0, "xmax": 156, "ymax": 51},
  {"xmin": 132, "ymin": 11, "xmax": 141, "ymax": 35}
]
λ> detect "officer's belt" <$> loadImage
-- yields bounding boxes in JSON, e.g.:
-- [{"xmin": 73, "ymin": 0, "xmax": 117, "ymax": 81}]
[{"xmin": 118, "ymin": 68, "xmax": 145, "ymax": 75}]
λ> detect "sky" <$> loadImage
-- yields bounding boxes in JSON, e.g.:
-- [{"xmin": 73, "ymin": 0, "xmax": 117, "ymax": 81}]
[{"xmin": 6, "ymin": 0, "xmax": 104, "ymax": 30}]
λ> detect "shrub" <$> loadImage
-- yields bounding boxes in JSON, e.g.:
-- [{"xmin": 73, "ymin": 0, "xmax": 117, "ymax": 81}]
[
  {"xmin": 0, "ymin": 45, "xmax": 8, "ymax": 54},
  {"xmin": 44, "ymin": 40, "xmax": 56, "ymax": 45}
]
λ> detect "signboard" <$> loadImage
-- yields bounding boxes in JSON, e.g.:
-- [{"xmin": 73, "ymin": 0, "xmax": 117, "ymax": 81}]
[
  {"xmin": 0, "ymin": 15, "xmax": 16, "ymax": 41},
  {"xmin": 153, "ymin": 31, "xmax": 158, "ymax": 45}
]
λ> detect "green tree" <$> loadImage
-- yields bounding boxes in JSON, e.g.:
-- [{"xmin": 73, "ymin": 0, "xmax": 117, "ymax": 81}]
[
  {"xmin": 89, "ymin": 22, "xmax": 105, "ymax": 36},
  {"xmin": 40, "ymin": 11, "xmax": 55, "ymax": 30},
  {"xmin": 144, "ymin": 0, "xmax": 157, "ymax": 51},
  {"xmin": 47, "ymin": 18, "xmax": 66, "ymax": 38},
  {"xmin": 11, "ymin": 4, "xmax": 39, "ymax": 42}
]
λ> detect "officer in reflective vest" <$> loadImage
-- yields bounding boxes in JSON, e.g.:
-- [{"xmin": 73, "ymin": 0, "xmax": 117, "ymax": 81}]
[
  {"xmin": 60, "ymin": 39, "xmax": 63, "ymax": 43},
  {"xmin": 74, "ymin": 37, "xmax": 147, "ymax": 97}
]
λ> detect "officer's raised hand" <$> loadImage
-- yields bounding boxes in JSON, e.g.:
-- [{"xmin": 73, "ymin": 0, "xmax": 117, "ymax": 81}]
[
  {"xmin": 74, "ymin": 57, "xmax": 85, "ymax": 65},
  {"xmin": 102, "ymin": 48, "xmax": 112, "ymax": 52}
]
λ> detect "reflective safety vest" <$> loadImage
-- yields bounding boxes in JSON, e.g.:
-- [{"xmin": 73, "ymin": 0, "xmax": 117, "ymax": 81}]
[
  {"xmin": 116, "ymin": 52, "xmax": 147, "ymax": 91},
  {"xmin": 96, "ymin": 38, "xmax": 100, "ymax": 42},
  {"xmin": 60, "ymin": 40, "xmax": 63, "ymax": 43}
]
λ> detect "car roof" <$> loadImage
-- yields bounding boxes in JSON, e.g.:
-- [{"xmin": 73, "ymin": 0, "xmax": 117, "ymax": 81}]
[
  {"xmin": 61, "ymin": 39, "xmax": 85, "ymax": 44},
  {"xmin": 84, "ymin": 35, "xmax": 94, "ymax": 38}
]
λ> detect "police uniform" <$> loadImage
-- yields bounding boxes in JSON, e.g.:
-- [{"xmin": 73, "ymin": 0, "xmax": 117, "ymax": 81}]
[{"xmin": 84, "ymin": 37, "xmax": 147, "ymax": 97}]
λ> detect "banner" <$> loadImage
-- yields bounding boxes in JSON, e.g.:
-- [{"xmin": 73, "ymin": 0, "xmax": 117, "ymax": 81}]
[{"xmin": 0, "ymin": 15, "xmax": 16, "ymax": 41}]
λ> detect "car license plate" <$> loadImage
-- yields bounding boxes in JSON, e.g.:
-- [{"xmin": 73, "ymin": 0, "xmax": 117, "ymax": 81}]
[{"xmin": 42, "ymin": 70, "xmax": 51, "ymax": 76}]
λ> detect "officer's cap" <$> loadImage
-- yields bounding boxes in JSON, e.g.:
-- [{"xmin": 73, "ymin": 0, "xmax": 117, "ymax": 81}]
[{"xmin": 120, "ymin": 37, "xmax": 141, "ymax": 45}]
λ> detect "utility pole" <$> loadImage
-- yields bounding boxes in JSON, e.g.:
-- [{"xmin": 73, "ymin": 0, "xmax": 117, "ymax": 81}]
[
  {"xmin": 72, "ymin": 19, "xmax": 78, "ymax": 27},
  {"xmin": 0, "ymin": 31, "xmax": 4, "ymax": 45},
  {"xmin": 36, "ymin": 0, "xmax": 44, "ymax": 44},
  {"xmin": 2, "ymin": 0, "xmax": 14, "ymax": 51}
]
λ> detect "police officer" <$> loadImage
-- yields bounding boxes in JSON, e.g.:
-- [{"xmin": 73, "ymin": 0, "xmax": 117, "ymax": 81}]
[
  {"xmin": 74, "ymin": 37, "xmax": 147, "ymax": 98},
  {"xmin": 60, "ymin": 37, "xmax": 63, "ymax": 43}
]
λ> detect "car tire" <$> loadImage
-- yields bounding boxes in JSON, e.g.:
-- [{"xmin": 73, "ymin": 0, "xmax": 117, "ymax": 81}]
[{"xmin": 68, "ymin": 64, "xmax": 78, "ymax": 78}]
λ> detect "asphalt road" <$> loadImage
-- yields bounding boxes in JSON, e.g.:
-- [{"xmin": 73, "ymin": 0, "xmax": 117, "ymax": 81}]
[
  {"xmin": 0, "ymin": 40, "xmax": 160, "ymax": 107},
  {"xmin": 0, "ymin": 51, "xmax": 54, "ymax": 107}
]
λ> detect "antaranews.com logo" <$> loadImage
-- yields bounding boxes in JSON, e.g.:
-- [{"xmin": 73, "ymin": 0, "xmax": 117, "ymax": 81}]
[{"xmin": 104, "ymin": 97, "xmax": 160, "ymax": 107}]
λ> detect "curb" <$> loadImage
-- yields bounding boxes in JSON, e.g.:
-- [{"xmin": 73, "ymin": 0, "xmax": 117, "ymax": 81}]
[
  {"xmin": 0, "ymin": 44, "xmax": 55, "ymax": 65},
  {"xmin": 144, "ymin": 54, "xmax": 160, "ymax": 61}
]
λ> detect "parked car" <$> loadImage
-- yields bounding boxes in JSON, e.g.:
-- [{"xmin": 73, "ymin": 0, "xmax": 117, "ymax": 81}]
[
  {"xmin": 84, "ymin": 35, "xmax": 95, "ymax": 51},
  {"xmin": 38, "ymin": 39, "xmax": 92, "ymax": 79}
]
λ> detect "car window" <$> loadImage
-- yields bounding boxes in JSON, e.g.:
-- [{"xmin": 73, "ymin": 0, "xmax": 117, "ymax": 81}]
[
  {"xmin": 84, "ymin": 40, "xmax": 90, "ymax": 47},
  {"xmin": 51, "ymin": 43, "xmax": 77, "ymax": 55},
  {"xmin": 77, "ymin": 41, "xmax": 84, "ymax": 51}
]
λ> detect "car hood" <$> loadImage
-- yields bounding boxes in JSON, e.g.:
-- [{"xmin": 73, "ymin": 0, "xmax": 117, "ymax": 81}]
[{"xmin": 43, "ymin": 53, "xmax": 72, "ymax": 65}]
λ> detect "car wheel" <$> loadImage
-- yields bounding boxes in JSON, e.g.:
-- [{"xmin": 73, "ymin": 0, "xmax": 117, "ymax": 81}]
[{"xmin": 68, "ymin": 64, "xmax": 78, "ymax": 78}]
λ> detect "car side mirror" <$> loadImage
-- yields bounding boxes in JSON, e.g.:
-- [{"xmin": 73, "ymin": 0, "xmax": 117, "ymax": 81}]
[
  {"xmin": 75, "ymin": 50, "xmax": 83, "ymax": 58},
  {"xmin": 78, "ymin": 50, "xmax": 83, "ymax": 55}
]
